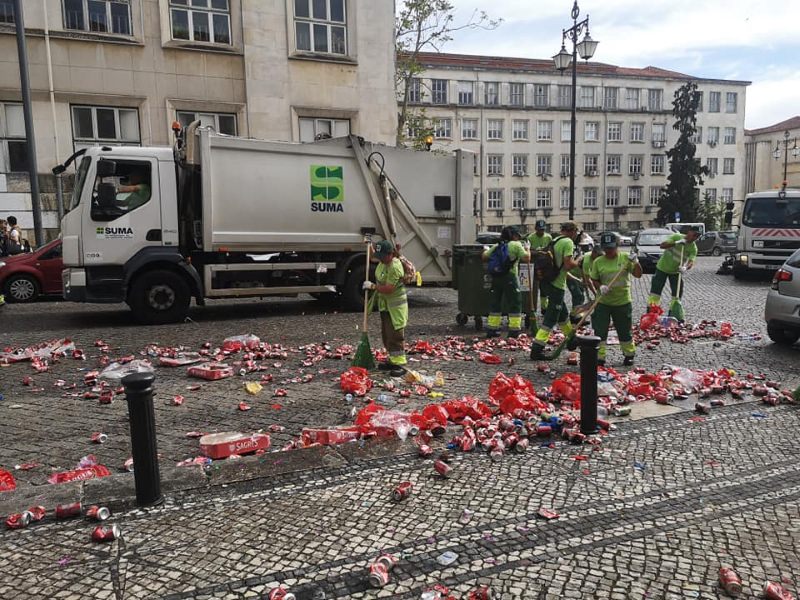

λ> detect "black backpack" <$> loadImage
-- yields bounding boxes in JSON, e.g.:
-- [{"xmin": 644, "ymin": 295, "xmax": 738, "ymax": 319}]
[{"xmin": 531, "ymin": 236, "xmax": 565, "ymax": 283}]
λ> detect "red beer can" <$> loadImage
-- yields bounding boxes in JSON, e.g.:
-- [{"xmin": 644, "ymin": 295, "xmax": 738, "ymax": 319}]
[
  {"xmin": 710, "ymin": 399, "xmax": 726, "ymax": 407},
  {"xmin": 418, "ymin": 444, "xmax": 433, "ymax": 458},
  {"xmin": 91, "ymin": 524, "xmax": 120, "ymax": 542},
  {"xmin": 433, "ymin": 459, "xmax": 452, "ymax": 478},
  {"xmin": 392, "ymin": 481, "xmax": 413, "ymax": 502},
  {"xmin": 368, "ymin": 562, "xmax": 390, "ymax": 588},
  {"xmin": 91, "ymin": 432, "xmax": 108, "ymax": 444},
  {"xmin": 86, "ymin": 505, "xmax": 111, "ymax": 521},
  {"xmin": 718, "ymin": 567, "xmax": 742, "ymax": 596},
  {"xmin": 763, "ymin": 581, "xmax": 794, "ymax": 600},
  {"xmin": 537, "ymin": 425, "xmax": 553, "ymax": 437},
  {"xmin": 267, "ymin": 587, "xmax": 296, "ymax": 600},
  {"xmin": 55, "ymin": 502, "xmax": 83, "ymax": 519},
  {"xmin": 26, "ymin": 505, "xmax": 46, "ymax": 522},
  {"xmin": 5, "ymin": 512, "xmax": 31, "ymax": 529},
  {"xmin": 374, "ymin": 554, "xmax": 398, "ymax": 572},
  {"xmin": 468, "ymin": 586, "xmax": 494, "ymax": 600},
  {"xmin": 514, "ymin": 438, "xmax": 529, "ymax": 453}
]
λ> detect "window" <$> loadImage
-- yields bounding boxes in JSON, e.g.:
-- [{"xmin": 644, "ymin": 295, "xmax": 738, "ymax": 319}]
[
  {"xmin": 649, "ymin": 186, "xmax": 663, "ymax": 205},
  {"xmin": 487, "ymin": 189, "xmax": 503, "ymax": 210},
  {"xmin": 630, "ymin": 122, "xmax": 644, "ymax": 142},
  {"xmin": 561, "ymin": 121, "xmax": 571, "ymax": 142},
  {"xmin": 706, "ymin": 158, "xmax": 718, "ymax": 175},
  {"xmin": 723, "ymin": 127, "xmax": 736, "ymax": 144},
  {"xmin": 171, "ymin": 0, "xmax": 231, "ymax": 45},
  {"xmin": 512, "ymin": 154, "xmax": 528, "ymax": 176},
  {"xmin": 708, "ymin": 126, "xmax": 720, "ymax": 145},
  {"xmin": 512, "ymin": 120, "xmax": 528, "ymax": 141},
  {"xmin": 709, "ymin": 91, "xmax": 721, "ymax": 112},
  {"xmin": 723, "ymin": 158, "xmax": 735, "ymax": 174},
  {"xmin": 583, "ymin": 188, "xmax": 598, "ymax": 208},
  {"xmin": 536, "ymin": 120, "xmax": 553, "ymax": 141},
  {"xmin": 433, "ymin": 118, "xmax": 451, "ymax": 139},
  {"xmin": 0, "ymin": 103, "xmax": 28, "ymax": 173},
  {"xmin": 63, "ymin": 0, "xmax": 132, "ymax": 35},
  {"xmin": 536, "ymin": 188, "xmax": 552, "ymax": 209},
  {"xmin": 560, "ymin": 155, "xmax": 571, "ymax": 177},
  {"xmin": 299, "ymin": 117, "xmax": 349, "ymax": 141},
  {"xmin": 607, "ymin": 122, "xmax": 622, "ymax": 142},
  {"xmin": 558, "ymin": 85, "xmax": 572, "ymax": 108},
  {"xmin": 473, "ymin": 155, "xmax": 479, "ymax": 176},
  {"xmin": 629, "ymin": 155, "xmax": 643, "ymax": 175},
  {"xmin": 584, "ymin": 154, "xmax": 598, "ymax": 175},
  {"xmin": 484, "ymin": 82, "xmax": 499, "ymax": 106},
  {"xmin": 695, "ymin": 91, "xmax": 704, "ymax": 112},
  {"xmin": 461, "ymin": 118, "xmax": 478, "ymax": 140},
  {"xmin": 487, "ymin": 119, "xmax": 503, "ymax": 140},
  {"xmin": 536, "ymin": 155, "xmax": 552, "ymax": 177},
  {"xmin": 534, "ymin": 84, "xmax": 549, "ymax": 107},
  {"xmin": 650, "ymin": 154, "xmax": 665, "ymax": 175},
  {"xmin": 627, "ymin": 221, "xmax": 641, "ymax": 231},
  {"xmin": 603, "ymin": 87, "xmax": 618, "ymax": 110},
  {"xmin": 509, "ymin": 83, "xmax": 525, "ymax": 107},
  {"xmin": 647, "ymin": 89, "xmax": 662, "ymax": 111},
  {"xmin": 606, "ymin": 154, "xmax": 621, "ymax": 175},
  {"xmin": 605, "ymin": 187, "xmax": 620, "ymax": 207},
  {"xmin": 690, "ymin": 126, "xmax": 703, "ymax": 144},
  {"xmin": 177, "ymin": 111, "xmax": 236, "ymax": 135},
  {"xmin": 625, "ymin": 88, "xmax": 640, "ymax": 109},
  {"xmin": 721, "ymin": 187, "xmax": 733, "ymax": 203},
  {"xmin": 0, "ymin": 0, "xmax": 13, "ymax": 24},
  {"xmin": 584, "ymin": 121, "xmax": 599, "ymax": 142},
  {"xmin": 90, "ymin": 159, "xmax": 152, "ymax": 220},
  {"xmin": 457, "ymin": 81, "xmax": 474, "ymax": 106},
  {"xmin": 652, "ymin": 123, "xmax": 666, "ymax": 144},
  {"xmin": 71, "ymin": 105, "xmax": 140, "ymax": 146},
  {"xmin": 407, "ymin": 78, "xmax": 421, "ymax": 103},
  {"xmin": 431, "ymin": 79, "xmax": 448, "ymax": 104},
  {"xmin": 560, "ymin": 188, "xmax": 570, "ymax": 209},
  {"xmin": 705, "ymin": 188, "xmax": 717, "ymax": 203},
  {"xmin": 583, "ymin": 222, "xmax": 598, "ymax": 232},
  {"xmin": 579, "ymin": 86, "xmax": 595, "ymax": 108},
  {"xmin": 487, "ymin": 154, "xmax": 503, "ymax": 176},
  {"xmin": 628, "ymin": 187, "xmax": 642, "ymax": 206},
  {"xmin": 512, "ymin": 188, "xmax": 528, "ymax": 210},
  {"xmin": 726, "ymin": 92, "xmax": 738, "ymax": 113}
]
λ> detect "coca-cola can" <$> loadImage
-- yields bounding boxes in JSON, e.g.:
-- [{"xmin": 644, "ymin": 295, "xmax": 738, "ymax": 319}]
[
  {"xmin": 26, "ymin": 506, "xmax": 46, "ymax": 522},
  {"xmin": 374, "ymin": 554, "xmax": 398, "ymax": 572},
  {"xmin": 123, "ymin": 458, "xmax": 134, "ymax": 472},
  {"xmin": 267, "ymin": 587, "xmax": 296, "ymax": 600},
  {"xmin": 55, "ymin": 502, "xmax": 83, "ymax": 519},
  {"xmin": 433, "ymin": 459, "xmax": 452, "ymax": 478},
  {"xmin": 418, "ymin": 444, "xmax": 433, "ymax": 458},
  {"xmin": 459, "ymin": 435, "xmax": 476, "ymax": 452},
  {"xmin": 91, "ymin": 524, "xmax": 120, "ymax": 542},
  {"xmin": 489, "ymin": 447, "xmax": 504, "ymax": 462},
  {"xmin": 514, "ymin": 438, "xmax": 529, "ymax": 453},
  {"xmin": 536, "ymin": 424, "xmax": 553, "ymax": 437},
  {"xmin": 368, "ymin": 562, "xmax": 390, "ymax": 587},
  {"xmin": 5, "ymin": 512, "xmax": 31, "ymax": 529},
  {"xmin": 91, "ymin": 432, "xmax": 108, "ymax": 444},
  {"xmin": 98, "ymin": 390, "xmax": 114, "ymax": 404},
  {"xmin": 86, "ymin": 505, "xmax": 111, "ymax": 521},
  {"xmin": 718, "ymin": 567, "xmax": 742, "ymax": 596},
  {"xmin": 392, "ymin": 481, "xmax": 413, "ymax": 502},
  {"xmin": 695, "ymin": 402, "xmax": 711, "ymax": 415},
  {"xmin": 763, "ymin": 581, "xmax": 794, "ymax": 600}
]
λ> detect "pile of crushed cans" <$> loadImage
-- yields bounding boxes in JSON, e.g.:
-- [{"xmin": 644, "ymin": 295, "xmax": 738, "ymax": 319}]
[{"xmin": 5, "ymin": 500, "xmax": 118, "ymax": 542}]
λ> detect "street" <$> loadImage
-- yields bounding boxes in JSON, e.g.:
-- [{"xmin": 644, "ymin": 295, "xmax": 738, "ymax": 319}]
[{"xmin": 1, "ymin": 257, "xmax": 799, "ymax": 599}]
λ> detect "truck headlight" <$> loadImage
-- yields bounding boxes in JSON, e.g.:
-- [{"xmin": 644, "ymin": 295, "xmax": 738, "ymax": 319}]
[{"xmin": 737, "ymin": 254, "xmax": 748, "ymax": 264}]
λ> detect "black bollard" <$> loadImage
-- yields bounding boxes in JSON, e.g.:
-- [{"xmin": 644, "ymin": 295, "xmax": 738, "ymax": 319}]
[
  {"xmin": 122, "ymin": 372, "xmax": 163, "ymax": 507},
  {"xmin": 578, "ymin": 335, "xmax": 601, "ymax": 435}
]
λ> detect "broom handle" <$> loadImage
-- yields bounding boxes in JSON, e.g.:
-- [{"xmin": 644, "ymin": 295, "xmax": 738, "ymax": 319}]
[
  {"xmin": 362, "ymin": 241, "xmax": 371, "ymax": 332},
  {"xmin": 675, "ymin": 245, "xmax": 685, "ymax": 297},
  {"xmin": 571, "ymin": 264, "xmax": 627, "ymax": 332}
]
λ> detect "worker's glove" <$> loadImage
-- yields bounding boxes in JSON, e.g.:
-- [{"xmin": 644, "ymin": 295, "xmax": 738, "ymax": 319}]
[
  {"xmin": 599, "ymin": 285, "xmax": 610, "ymax": 296},
  {"xmin": 362, "ymin": 281, "xmax": 376, "ymax": 291},
  {"xmin": 522, "ymin": 240, "xmax": 531, "ymax": 250},
  {"xmin": 674, "ymin": 238, "xmax": 686, "ymax": 246},
  {"xmin": 678, "ymin": 266, "xmax": 688, "ymax": 274},
  {"xmin": 628, "ymin": 250, "xmax": 638, "ymax": 262}
]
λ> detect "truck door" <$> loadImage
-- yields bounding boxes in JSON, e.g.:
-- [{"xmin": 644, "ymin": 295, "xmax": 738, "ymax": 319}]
[{"xmin": 82, "ymin": 158, "xmax": 162, "ymax": 266}]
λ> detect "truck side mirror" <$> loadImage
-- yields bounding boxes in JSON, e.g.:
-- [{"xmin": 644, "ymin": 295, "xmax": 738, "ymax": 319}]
[
  {"xmin": 96, "ymin": 159, "xmax": 117, "ymax": 178},
  {"xmin": 97, "ymin": 182, "xmax": 117, "ymax": 208}
]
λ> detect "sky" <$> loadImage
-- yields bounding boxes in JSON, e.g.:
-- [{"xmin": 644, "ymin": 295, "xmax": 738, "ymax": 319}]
[{"xmin": 437, "ymin": 0, "xmax": 799, "ymax": 130}]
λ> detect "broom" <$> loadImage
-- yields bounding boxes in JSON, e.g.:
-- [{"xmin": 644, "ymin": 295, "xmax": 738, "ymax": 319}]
[
  {"xmin": 527, "ymin": 263, "xmax": 539, "ymax": 333},
  {"xmin": 668, "ymin": 245, "xmax": 686, "ymax": 322},
  {"xmin": 352, "ymin": 240, "xmax": 376, "ymax": 369}
]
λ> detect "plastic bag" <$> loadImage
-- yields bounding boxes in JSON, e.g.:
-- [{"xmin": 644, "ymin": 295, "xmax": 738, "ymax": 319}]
[
  {"xmin": 0, "ymin": 469, "xmax": 16, "ymax": 492},
  {"xmin": 669, "ymin": 367, "xmax": 701, "ymax": 391},
  {"xmin": 340, "ymin": 367, "xmax": 373, "ymax": 396},
  {"xmin": 479, "ymin": 352, "xmax": 502, "ymax": 364},
  {"xmin": 370, "ymin": 410, "xmax": 418, "ymax": 441},
  {"xmin": 354, "ymin": 401, "xmax": 385, "ymax": 427},
  {"xmin": 422, "ymin": 404, "xmax": 449, "ymax": 427},
  {"xmin": 222, "ymin": 334, "xmax": 261, "ymax": 353},
  {"xmin": 551, "ymin": 373, "xmax": 581, "ymax": 407},
  {"xmin": 99, "ymin": 359, "xmax": 154, "ymax": 382},
  {"xmin": 404, "ymin": 369, "xmax": 444, "ymax": 388},
  {"xmin": 638, "ymin": 304, "xmax": 664, "ymax": 331}
]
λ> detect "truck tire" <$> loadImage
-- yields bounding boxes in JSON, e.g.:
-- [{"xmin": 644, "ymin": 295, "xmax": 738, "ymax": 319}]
[
  {"xmin": 342, "ymin": 265, "xmax": 366, "ymax": 312},
  {"xmin": 767, "ymin": 323, "xmax": 800, "ymax": 346},
  {"xmin": 711, "ymin": 247, "xmax": 722, "ymax": 256},
  {"xmin": 129, "ymin": 269, "xmax": 191, "ymax": 324}
]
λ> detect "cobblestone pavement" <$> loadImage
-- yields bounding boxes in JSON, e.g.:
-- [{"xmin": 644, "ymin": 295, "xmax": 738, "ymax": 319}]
[{"xmin": 1, "ymin": 258, "xmax": 799, "ymax": 598}]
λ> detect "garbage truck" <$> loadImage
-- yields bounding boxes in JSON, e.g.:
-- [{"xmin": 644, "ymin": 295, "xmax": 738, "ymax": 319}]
[{"xmin": 55, "ymin": 125, "xmax": 474, "ymax": 323}]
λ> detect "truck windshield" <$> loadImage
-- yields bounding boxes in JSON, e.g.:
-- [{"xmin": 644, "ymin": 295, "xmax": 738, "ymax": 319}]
[
  {"xmin": 743, "ymin": 197, "xmax": 800, "ymax": 228},
  {"xmin": 67, "ymin": 156, "xmax": 91, "ymax": 213}
]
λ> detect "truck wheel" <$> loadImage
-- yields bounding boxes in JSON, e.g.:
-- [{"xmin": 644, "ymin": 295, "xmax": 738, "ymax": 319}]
[
  {"xmin": 456, "ymin": 312, "xmax": 468, "ymax": 326},
  {"xmin": 5, "ymin": 275, "xmax": 40, "ymax": 303},
  {"xmin": 767, "ymin": 323, "xmax": 800, "ymax": 346},
  {"xmin": 129, "ymin": 269, "xmax": 191, "ymax": 324},
  {"xmin": 342, "ymin": 265, "xmax": 366, "ymax": 312},
  {"xmin": 711, "ymin": 247, "xmax": 722, "ymax": 256}
]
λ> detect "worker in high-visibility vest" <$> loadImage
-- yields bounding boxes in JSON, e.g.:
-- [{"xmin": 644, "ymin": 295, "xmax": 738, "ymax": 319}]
[
  {"xmin": 647, "ymin": 227, "xmax": 700, "ymax": 317},
  {"xmin": 483, "ymin": 226, "xmax": 531, "ymax": 338},
  {"xmin": 527, "ymin": 220, "xmax": 552, "ymax": 314}
]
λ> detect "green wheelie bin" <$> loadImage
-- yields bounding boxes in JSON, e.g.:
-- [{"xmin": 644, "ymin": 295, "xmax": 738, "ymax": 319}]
[{"xmin": 452, "ymin": 244, "xmax": 493, "ymax": 330}]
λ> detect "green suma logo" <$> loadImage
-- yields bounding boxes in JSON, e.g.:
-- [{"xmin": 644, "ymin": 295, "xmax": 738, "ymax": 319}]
[
  {"xmin": 96, "ymin": 227, "xmax": 104, "ymax": 235},
  {"xmin": 310, "ymin": 165, "xmax": 344, "ymax": 212}
]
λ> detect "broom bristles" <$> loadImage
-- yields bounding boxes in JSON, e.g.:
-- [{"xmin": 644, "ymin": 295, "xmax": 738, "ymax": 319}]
[{"xmin": 352, "ymin": 333, "xmax": 376, "ymax": 369}]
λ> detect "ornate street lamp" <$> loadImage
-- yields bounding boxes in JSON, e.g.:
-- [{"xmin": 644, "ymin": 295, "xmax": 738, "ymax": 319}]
[
  {"xmin": 553, "ymin": 0, "xmax": 598, "ymax": 221},
  {"xmin": 773, "ymin": 130, "xmax": 799, "ymax": 191}
]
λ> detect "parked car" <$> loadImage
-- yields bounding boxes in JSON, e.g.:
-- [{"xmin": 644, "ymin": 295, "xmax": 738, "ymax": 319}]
[
  {"xmin": 632, "ymin": 228, "xmax": 674, "ymax": 274},
  {"xmin": 764, "ymin": 247, "xmax": 800, "ymax": 346},
  {"xmin": 475, "ymin": 231, "xmax": 502, "ymax": 245},
  {"xmin": 696, "ymin": 231, "xmax": 738, "ymax": 256},
  {"xmin": 0, "ymin": 239, "xmax": 63, "ymax": 302}
]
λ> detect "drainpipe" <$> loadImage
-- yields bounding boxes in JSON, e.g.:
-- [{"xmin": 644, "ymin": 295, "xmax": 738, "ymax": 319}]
[{"xmin": 43, "ymin": 0, "xmax": 63, "ymax": 223}]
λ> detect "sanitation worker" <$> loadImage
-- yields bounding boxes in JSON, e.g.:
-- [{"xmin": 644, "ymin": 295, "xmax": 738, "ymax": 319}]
[
  {"xmin": 363, "ymin": 240, "xmax": 408, "ymax": 376},
  {"xmin": 647, "ymin": 226, "xmax": 700, "ymax": 314},
  {"xmin": 590, "ymin": 232, "xmax": 643, "ymax": 366},
  {"xmin": 482, "ymin": 226, "xmax": 530, "ymax": 338},
  {"xmin": 527, "ymin": 220, "xmax": 552, "ymax": 314},
  {"xmin": 567, "ymin": 233, "xmax": 596, "ymax": 314},
  {"xmin": 529, "ymin": 221, "xmax": 579, "ymax": 360}
]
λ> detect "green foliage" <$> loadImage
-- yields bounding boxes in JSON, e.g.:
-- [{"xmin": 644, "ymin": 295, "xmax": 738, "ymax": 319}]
[
  {"xmin": 696, "ymin": 191, "xmax": 729, "ymax": 231},
  {"xmin": 657, "ymin": 81, "xmax": 709, "ymax": 224}
]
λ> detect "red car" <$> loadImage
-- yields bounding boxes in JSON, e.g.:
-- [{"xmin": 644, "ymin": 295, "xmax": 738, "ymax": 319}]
[{"xmin": 0, "ymin": 239, "xmax": 63, "ymax": 302}]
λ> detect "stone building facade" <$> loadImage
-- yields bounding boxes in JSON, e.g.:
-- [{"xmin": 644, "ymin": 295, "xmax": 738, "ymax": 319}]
[{"xmin": 744, "ymin": 116, "xmax": 800, "ymax": 194}]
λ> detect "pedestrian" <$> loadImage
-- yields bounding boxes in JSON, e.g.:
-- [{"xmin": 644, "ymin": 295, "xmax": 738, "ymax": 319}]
[
  {"xmin": 0, "ymin": 218, "xmax": 7, "ymax": 256},
  {"xmin": 589, "ymin": 232, "xmax": 643, "ymax": 366},
  {"xmin": 527, "ymin": 220, "xmax": 552, "ymax": 314},
  {"xmin": 529, "ymin": 221, "xmax": 579, "ymax": 360},
  {"xmin": 362, "ymin": 240, "xmax": 408, "ymax": 377},
  {"xmin": 482, "ymin": 226, "xmax": 530, "ymax": 338},
  {"xmin": 5, "ymin": 215, "xmax": 24, "ymax": 255},
  {"xmin": 647, "ymin": 225, "xmax": 700, "ymax": 317}
]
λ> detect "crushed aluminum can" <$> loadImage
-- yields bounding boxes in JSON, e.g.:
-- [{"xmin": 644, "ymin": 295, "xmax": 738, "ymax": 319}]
[
  {"xmin": 91, "ymin": 524, "xmax": 120, "ymax": 542},
  {"xmin": 763, "ymin": 395, "xmax": 781, "ymax": 407},
  {"xmin": 596, "ymin": 418, "xmax": 611, "ymax": 431},
  {"xmin": 568, "ymin": 431, "xmax": 587, "ymax": 445},
  {"xmin": 468, "ymin": 586, "xmax": 494, "ymax": 600},
  {"xmin": 98, "ymin": 390, "xmax": 114, "ymax": 405},
  {"xmin": 418, "ymin": 444, "xmax": 433, "ymax": 458},
  {"xmin": 267, "ymin": 588, "xmax": 296, "ymax": 600},
  {"xmin": 123, "ymin": 458, "xmax": 134, "ymax": 472},
  {"xmin": 718, "ymin": 567, "xmax": 742, "ymax": 596},
  {"xmin": 5, "ymin": 512, "xmax": 31, "ymax": 529},
  {"xmin": 392, "ymin": 481, "xmax": 413, "ymax": 502},
  {"xmin": 695, "ymin": 402, "xmax": 711, "ymax": 415},
  {"xmin": 26, "ymin": 506, "xmax": 46, "ymax": 522},
  {"xmin": 536, "ymin": 507, "xmax": 560, "ymax": 520},
  {"xmin": 91, "ymin": 432, "xmax": 108, "ymax": 444},
  {"xmin": 710, "ymin": 398, "xmax": 726, "ymax": 407},
  {"xmin": 368, "ymin": 561, "xmax": 390, "ymax": 588},
  {"xmin": 22, "ymin": 376, "xmax": 33, "ymax": 386},
  {"xmin": 84, "ymin": 371, "xmax": 99, "ymax": 386},
  {"xmin": 513, "ymin": 438, "xmax": 529, "ymax": 453},
  {"xmin": 55, "ymin": 502, "xmax": 82, "ymax": 520},
  {"xmin": 612, "ymin": 406, "xmax": 631, "ymax": 417},
  {"xmin": 86, "ymin": 505, "xmax": 111, "ymax": 522},
  {"xmin": 763, "ymin": 581, "xmax": 794, "ymax": 600},
  {"xmin": 536, "ymin": 424, "xmax": 553, "ymax": 437},
  {"xmin": 433, "ymin": 459, "xmax": 452, "ymax": 478},
  {"xmin": 752, "ymin": 385, "xmax": 769, "ymax": 397},
  {"xmin": 374, "ymin": 554, "xmax": 398, "ymax": 571}
]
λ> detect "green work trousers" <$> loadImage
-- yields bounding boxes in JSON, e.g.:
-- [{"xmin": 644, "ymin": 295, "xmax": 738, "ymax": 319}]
[
  {"xmin": 488, "ymin": 272, "xmax": 523, "ymax": 331},
  {"xmin": 591, "ymin": 302, "xmax": 635, "ymax": 359},
  {"xmin": 649, "ymin": 268, "xmax": 683, "ymax": 302},
  {"xmin": 567, "ymin": 277, "xmax": 585, "ymax": 308}
]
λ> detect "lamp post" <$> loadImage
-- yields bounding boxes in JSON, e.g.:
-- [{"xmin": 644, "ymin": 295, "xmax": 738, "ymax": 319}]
[
  {"xmin": 553, "ymin": 0, "xmax": 599, "ymax": 221},
  {"xmin": 773, "ymin": 130, "xmax": 799, "ymax": 190}
]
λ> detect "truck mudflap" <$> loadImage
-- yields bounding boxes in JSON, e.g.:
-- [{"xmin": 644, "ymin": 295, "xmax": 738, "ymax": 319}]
[{"xmin": 123, "ymin": 247, "xmax": 203, "ymax": 302}]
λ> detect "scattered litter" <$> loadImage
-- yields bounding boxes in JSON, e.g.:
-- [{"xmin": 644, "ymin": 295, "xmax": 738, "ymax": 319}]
[
  {"xmin": 199, "ymin": 432, "xmax": 271, "ymax": 459},
  {"xmin": 537, "ymin": 507, "xmax": 560, "ymax": 520},
  {"xmin": 244, "ymin": 382, "xmax": 263, "ymax": 395},
  {"xmin": 436, "ymin": 550, "xmax": 458, "ymax": 566}
]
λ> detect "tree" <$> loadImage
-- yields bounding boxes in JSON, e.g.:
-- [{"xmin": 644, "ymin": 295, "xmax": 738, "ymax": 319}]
[
  {"xmin": 697, "ymin": 191, "xmax": 728, "ymax": 231},
  {"xmin": 396, "ymin": 0, "xmax": 501, "ymax": 146},
  {"xmin": 657, "ymin": 81, "xmax": 709, "ymax": 224}
]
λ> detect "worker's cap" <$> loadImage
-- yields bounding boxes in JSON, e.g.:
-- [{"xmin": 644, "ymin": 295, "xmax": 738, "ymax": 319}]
[
  {"xmin": 600, "ymin": 232, "xmax": 619, "ymax": 249},
  {"xmin": 535, "ymin": 219, "xmax": 547, "ymax": 230},
  {"xmin": 373, "ymin": 240, "xmax": 395, "ymax": 258},
  {"xmin": 560, "ymin": 221, "xmax": 578, "ymax": 232}
]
